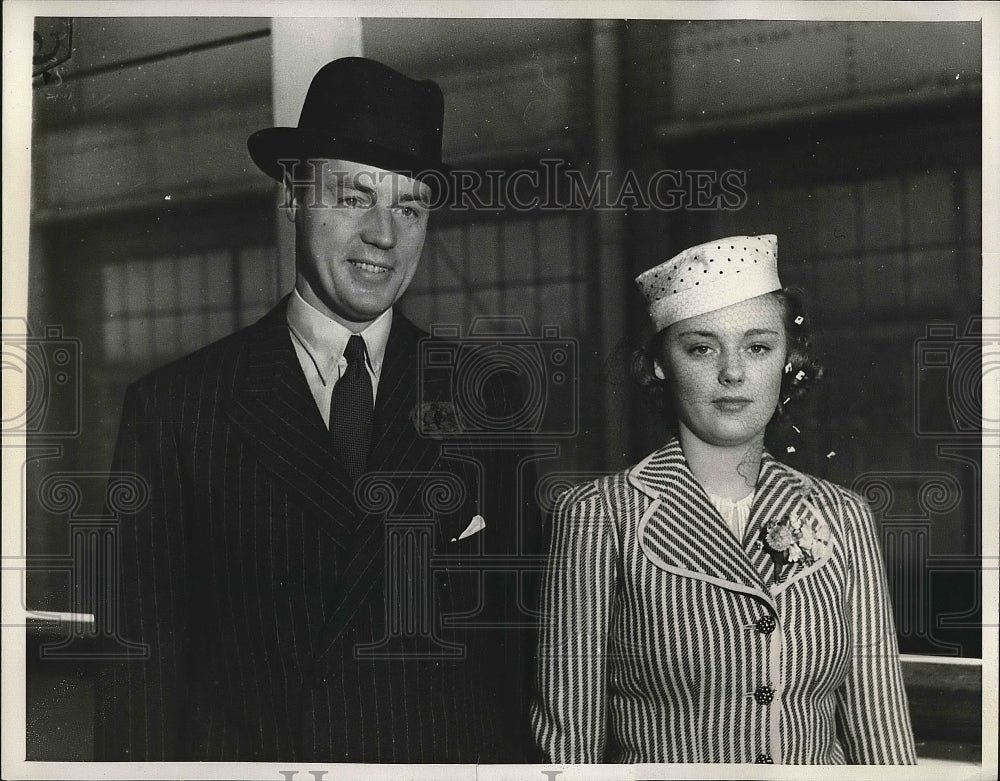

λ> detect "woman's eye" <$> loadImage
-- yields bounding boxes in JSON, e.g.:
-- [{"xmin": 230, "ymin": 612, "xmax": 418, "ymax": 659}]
[
  {"xmin": 688, "ymin": 345, "xmax": 711, "ymax": 356},
  {"xmin": 748, "ymin": 343, "xmax": 770, "ymax": 354}
]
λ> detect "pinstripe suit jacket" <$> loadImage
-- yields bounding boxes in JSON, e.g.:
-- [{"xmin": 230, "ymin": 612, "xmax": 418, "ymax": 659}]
[
  {"xmin": 531, "ymin": 437, "xmax": 916, "ymax": 764},
  {"xmin": 95, "ymin": 299, "xmax": 539, "ymax": 762}
]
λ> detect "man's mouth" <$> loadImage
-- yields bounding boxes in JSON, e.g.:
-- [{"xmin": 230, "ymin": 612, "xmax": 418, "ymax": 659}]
[{"xmin": 349, "ymin": 259, "xmax": 391, "ymax": 274}]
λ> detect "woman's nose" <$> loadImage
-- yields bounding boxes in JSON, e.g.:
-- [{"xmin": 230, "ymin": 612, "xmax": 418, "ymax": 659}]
[
  {"xmin": 719, "ymin": 352, "xmax": 745, "ymax": 385},
  {"xmin": 360, "ymin": 206, "xmax": 396, "ymax": 249}
]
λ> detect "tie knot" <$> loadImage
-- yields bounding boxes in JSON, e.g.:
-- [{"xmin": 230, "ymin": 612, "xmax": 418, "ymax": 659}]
[{"xmin": 344, "ymin": 334, "xmax": 368, "ymax": 366}]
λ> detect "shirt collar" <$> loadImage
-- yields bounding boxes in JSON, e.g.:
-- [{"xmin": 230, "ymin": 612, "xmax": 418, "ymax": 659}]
[{"xmin": 286, "ymin": 288, "xmax": 392, "ymax": 386}]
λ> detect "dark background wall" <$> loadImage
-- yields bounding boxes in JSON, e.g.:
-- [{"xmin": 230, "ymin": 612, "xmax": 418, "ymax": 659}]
[{"xmin": 19, "ymin": 15, "xmax": 985, "ymax": 762}]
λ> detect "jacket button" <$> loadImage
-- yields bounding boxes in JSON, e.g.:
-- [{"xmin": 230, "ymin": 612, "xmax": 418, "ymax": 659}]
[
  {"xmin": 754, "ymin": 685, "xmax": 775, "ymax": 704},
  {"xmin": 756, "ymin": 752, "xmax": 773, "ymax": 763},
  {"xmin": 755, "ymin": 615, "xmax": 776, "ymax": 634}
]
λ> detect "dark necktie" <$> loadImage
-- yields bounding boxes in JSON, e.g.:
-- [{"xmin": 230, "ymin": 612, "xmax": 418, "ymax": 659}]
[{"xmin": 330, "ymin": 334, "xmax": 373, "ymax": 479}]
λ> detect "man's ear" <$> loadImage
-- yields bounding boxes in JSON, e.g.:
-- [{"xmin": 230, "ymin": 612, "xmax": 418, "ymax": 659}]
[
  {"xmin": 283, "ymin": 179, "xmax": 297, "ymax": 223},
  {"xmin": 653, "ymin": 360, "xmax": 666, "ymax": 381}
]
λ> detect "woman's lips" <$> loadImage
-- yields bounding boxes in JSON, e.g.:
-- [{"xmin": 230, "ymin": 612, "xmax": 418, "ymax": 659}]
[{"xmin": 712, "ymin": 397, "xmax": 752, "ymax": 412}]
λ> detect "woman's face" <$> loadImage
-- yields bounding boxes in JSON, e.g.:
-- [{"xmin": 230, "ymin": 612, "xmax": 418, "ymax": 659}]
[{"xmin": 657, "ymin": 294, "xmax": 787, "ymax": 448}]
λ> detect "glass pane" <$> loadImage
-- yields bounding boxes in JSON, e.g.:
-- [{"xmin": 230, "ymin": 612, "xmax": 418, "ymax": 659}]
[
  {"xmin": 123, "ymin": 260, "xmax": 149, "ymax": 314},
  {"xmin": 150, "ymin": 257, "xmax": 176, "ymax": 314},
  {"xmin": 467, "ymin": 222, "xmax": 501, "ymax": 286},
  {"xmin": 102, "ymin": 264, "xmax": 125, "ymax": 317},
  {"xmin": 202, "ymin": 250, "xmax": 234, "ymax": 307},
  {"xmin": 153, "ymin": 313, "xmax": 180, "ymax": 360},
  {"xmin": 239, "ymin": 246, "xmax": 277, "ymax": 306},
  {"xmin": 862, "ymin": 253, "xmax": 908, "ymax": 315},
  {"xmin": 429, "ymin": 227, "xmax": 467, "ymax": 291},
  {"xmin": 910, "ymin": 249, "xmax": 959, "ymax": 308},
  {"xmin": 431, "ymin": 292, "xmax": 468, "ymax": 331},
  {"xmin": 539, "ymin": 282, "xmax": 574, "ymax": 331},
  {"xmin": 860, "ymin": 178, "xmax": 904, "ymax": 250},
  {"xmin": 206, "ymin": 308, "xmax": 236, "ymax": 343},
  {"xmin": 501, "ymin": 284, "xmax": 536, "ymax": 328},
  {"xmin": 905, "ymin": 171, "xmax": 954, "ymax": 247},
  {"xmin": 179, "ymin": 311, "xmax": 207, "ymax": 354},
  {"xmin": 815, "ymin": 257, "xmax": 860, "ymax": 319},
  {"xmin": 813, "ymin": 184, "xmax": 857, "ymax": 255},
  {"xmin": 177, "ymin": 254, "xmax": 202, "ymax": 304},
  {"xmin": 125, "ymin": 316, "xmax": 151, "ymax": 361},
  {"xmin": 469, "ymin": 287, "xmax": 502, "ymax": 319},
  {"xmin": 500, "ymin": 220, "xmax": 535, "ymax": 286},
  {"xmin": 537, "ymin": 216, "xmax": 571, "ymax": 281},
  {"xmin": 102, "ymin": 319, "xmax": 125, "ymax": 362}
]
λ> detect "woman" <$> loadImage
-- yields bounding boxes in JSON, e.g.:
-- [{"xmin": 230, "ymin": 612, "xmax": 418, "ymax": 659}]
[{"xmin": 530, "ymin": 234, "xmax": 916, "ymax": 764}]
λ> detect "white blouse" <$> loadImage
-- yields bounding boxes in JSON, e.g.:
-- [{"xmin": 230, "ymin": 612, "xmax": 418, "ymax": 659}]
[{"xmin": 707, "ymin": 490, "xmax": 755, "ymax": 541}]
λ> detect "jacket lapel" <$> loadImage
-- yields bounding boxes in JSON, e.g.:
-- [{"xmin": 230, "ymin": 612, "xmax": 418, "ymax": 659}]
[
  {"xmin": 367, "ymin": 313, "xmax": 442, "ymax": 477},
  {"xmin": 224, "ymin": 297, "xmax": 360, "ymax": 550},
  {"xmin": 310, "ymin": 313, "xmax": 450, "ymax": 668},
  {"xmin": 744, "ymin": 453, "xmax": 837, "ymax": 593},
  {"xmin": 632, "ymin": 438, "xmax": 771, "ymax": 602}
]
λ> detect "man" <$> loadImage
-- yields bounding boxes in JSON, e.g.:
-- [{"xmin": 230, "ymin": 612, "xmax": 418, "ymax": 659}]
[{"xmin": 95, "ymin": 57, "xmax": 539, "ymax": 763}]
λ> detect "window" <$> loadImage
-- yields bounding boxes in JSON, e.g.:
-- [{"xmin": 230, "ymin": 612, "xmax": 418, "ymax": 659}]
[{"xmin": 100, "ymin": 245, "xmax": 278, "ymax": 368}]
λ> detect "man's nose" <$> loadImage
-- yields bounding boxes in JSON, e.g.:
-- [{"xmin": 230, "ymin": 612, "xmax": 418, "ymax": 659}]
[
  {"xmin": 360, "ymin": 206, "xmax": 396, "ymax": 249},
  {"xmin": 718, "ymin": 351, "xmax": 745, "ymax": 385}
]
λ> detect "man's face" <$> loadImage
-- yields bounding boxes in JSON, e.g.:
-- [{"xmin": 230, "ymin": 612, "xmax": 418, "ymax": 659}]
[{"xmin": 291, "ymin": 159, "xmax": 431, "ymax": 329}]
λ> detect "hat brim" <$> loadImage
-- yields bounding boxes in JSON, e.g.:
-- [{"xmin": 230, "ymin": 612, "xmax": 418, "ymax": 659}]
[{"xmin": 247, "ymin": 127, "xmax": 451, "ymax": 196}]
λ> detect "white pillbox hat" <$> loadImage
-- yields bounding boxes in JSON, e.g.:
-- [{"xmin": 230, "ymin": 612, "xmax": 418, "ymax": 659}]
[{"xmin": 635, "ymin": 234, "xmax": 782, "ymax": 331}]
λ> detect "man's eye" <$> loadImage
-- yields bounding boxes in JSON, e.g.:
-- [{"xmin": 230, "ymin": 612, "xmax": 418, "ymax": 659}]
[
  {"xmin": 338, "ymin": 192, "xmax": 374, "ymax": 208},
  {"xmin": 396, "ymin": 204, "xmax": 425, "ymax": 219}
]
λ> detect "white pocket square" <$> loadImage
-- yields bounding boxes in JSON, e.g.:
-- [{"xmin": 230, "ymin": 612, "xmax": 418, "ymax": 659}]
[{"xmin": 451, "ymin": 514, "xmax": 486, "ymax": 542}]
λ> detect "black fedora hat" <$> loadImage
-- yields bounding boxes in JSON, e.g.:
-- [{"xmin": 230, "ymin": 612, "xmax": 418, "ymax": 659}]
[{"xmin": 247, "ymin": 57, "xmax": 447, "ymax": 189}]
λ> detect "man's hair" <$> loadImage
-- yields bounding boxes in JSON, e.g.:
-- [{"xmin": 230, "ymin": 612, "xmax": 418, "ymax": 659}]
[{"xmin": 630, "ymin": 287, "xmax": 824, "ymax": 435}]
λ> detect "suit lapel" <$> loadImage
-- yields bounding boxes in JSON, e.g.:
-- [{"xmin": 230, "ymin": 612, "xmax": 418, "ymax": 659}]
[
  {"xmin": 632, "ymin": 438, "xmax": 771, "ymax": 600},
  {"xmin": 311, "ymin": 313, "xmax": 450, "ymax": 668},
  {"xmin": 224, "ymin": 297, "xmax": 359, "ymax": 550},
  {"xmin": 367, "ymin": 313, "xmax": 441, "ymax": 476}
]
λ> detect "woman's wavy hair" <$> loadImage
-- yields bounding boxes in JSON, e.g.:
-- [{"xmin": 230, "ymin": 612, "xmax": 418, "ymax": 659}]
[{"xmin": 631, "ymin": 288, "xmax": 824, "ymax": 434}]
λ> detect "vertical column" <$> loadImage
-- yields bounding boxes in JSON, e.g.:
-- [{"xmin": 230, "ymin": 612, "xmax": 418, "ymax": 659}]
[
  {"xmin": 351, "ymin": 472, "xmax": 466, "ymax": 660},
  {"xmin": 591, "ymin": 20, "xmax": 630, "ymax": 469},
  {"xmin": 353, "ymin": 519, "xmax": 464, "ymax": 660},
  {"xmin": 40, "ymin": 519, "xmax": 144, "ymax": 658},
  {"xmin": 881, "ymin": 521, "xmax": 932, "ymax": 642},
  {"xmin": 269, "ymin": 18, "xmax": 364, "ymax": 291}
]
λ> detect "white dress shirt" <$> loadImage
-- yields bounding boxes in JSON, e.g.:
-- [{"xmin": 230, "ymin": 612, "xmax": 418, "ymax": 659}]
[{"xmin": 286, "ymin": 288, "xmax": 392, "ymax": 429}]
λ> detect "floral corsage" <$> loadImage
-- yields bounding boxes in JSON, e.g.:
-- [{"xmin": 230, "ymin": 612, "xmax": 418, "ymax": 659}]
[
  {"xmin": 758, "ymin": 495, "xmax": 832, "ymax": 582},
  {"xmin": 410, "ymin": 401, "xmax": 462, "ymax": 439}
]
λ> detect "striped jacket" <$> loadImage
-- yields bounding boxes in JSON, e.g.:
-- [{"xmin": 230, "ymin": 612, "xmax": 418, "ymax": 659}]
[{"xmin": 531, "ymin": 438, "xmax": 916, "ymax": 764}]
